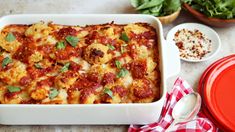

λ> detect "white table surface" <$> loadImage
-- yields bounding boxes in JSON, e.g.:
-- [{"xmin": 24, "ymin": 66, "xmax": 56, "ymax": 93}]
[{"xmin": 0, "ymin": 0, "xmax": 234, "ymax": 131}]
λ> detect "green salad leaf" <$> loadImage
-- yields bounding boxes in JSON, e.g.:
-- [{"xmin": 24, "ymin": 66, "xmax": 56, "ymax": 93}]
[{"xmin": 183, "ymin": 0, "xmax": 235, "ymax": 19}]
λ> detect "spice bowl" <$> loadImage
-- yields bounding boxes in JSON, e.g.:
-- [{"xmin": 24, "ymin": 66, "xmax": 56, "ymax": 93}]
[{"xmin": 166, "ymin": 23, "xmax": 221, "ymax": 62}]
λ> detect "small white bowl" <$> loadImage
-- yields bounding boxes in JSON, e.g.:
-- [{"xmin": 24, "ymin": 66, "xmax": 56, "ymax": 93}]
[{"xmin": 166, "ymin": 23, "xmax": 221, "ymax": 62}]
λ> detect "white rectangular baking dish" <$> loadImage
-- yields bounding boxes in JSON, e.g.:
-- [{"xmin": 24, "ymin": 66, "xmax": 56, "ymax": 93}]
[{"xmin": 0, "ymin": 14, "xmax": 180, "ymax": 125}]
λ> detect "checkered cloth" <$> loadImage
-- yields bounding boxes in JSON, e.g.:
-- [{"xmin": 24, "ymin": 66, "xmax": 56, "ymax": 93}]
[{"xmin": 128, "ymin": 78, "xmax": 218, "ymax": 132}]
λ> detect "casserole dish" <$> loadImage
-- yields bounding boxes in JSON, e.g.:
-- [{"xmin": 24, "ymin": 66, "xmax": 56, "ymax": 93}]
[{"xmin": 0, "ymin": 14, "xmax": 180, "ymax": 125}]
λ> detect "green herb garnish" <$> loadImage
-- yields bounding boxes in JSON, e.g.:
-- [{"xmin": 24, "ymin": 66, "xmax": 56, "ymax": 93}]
[
  {"xmin": 5, "ymin": 32, "xmax": 16, "ymax": 42},
  {"xmin": 117, "ymin": 68, "xmax": 129, "ymax": 78},
  {"xmin": 65, "ymin": 35, "xmax": 79, "ymax": 47},
  {"xmin": 7, "ymin": 86, "xmax": 21, "ymax": 93},
  {"xmin": 120, "ymin": 44, "xmax": 127, "ymax": 54},
  {"xmin": 104, "ymin": 87, "xmax": 113, "ymax": 98},
  {"xmin": 120, "ymin": 32, "xmax": 129, "ymax": 42},
  {"xmin": 49, "ymin": 88, "xmax": 59, "ymax": 99},
  {"xmin": 2, "ymin": 57, "xmax": 12, "ymax": 68},
  {"xmin": 60, "ymin": 62, "xmax": 70, "ymax": 72},
  {"xmin": 107, "ymin": 44, "xmax": 115, "ymax": 50},
  {"xmin": 56, "ymin": 41, "xmax": 66, "ymax": 49},
  {"xmin": 115, "ymin": 60, "xmax": 122, "ymax": 69},
  {"xmin": 34, "ymin": 63, "xmax": 43, "ymax": 69},
  {"xmin": 122, "ymin": 44, "xmax": 128, "ymax": 47}
]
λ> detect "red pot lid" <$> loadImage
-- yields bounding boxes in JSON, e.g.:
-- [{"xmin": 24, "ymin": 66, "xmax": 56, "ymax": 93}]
[
  {"xmin": 203, "ymin": 55, "xmax": 235, "ymax": 131},
  {"xmin": 198, "ymin": 54, "xmax": 235, "ymax": 94},
  {"xmin": 198, "ymin": 55, "xmax": 235, "ymax": 131}
]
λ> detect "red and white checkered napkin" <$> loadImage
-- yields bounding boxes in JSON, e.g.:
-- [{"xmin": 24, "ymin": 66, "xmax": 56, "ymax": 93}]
[{"xmin": 129, "ymin": 77, "xmax": 218, "ymax": 132}]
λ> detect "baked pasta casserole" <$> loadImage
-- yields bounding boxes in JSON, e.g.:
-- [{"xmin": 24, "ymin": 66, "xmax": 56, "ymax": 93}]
[{"xmin": 0, "ymin": 21, "xmax": 160, "ymax": 104}]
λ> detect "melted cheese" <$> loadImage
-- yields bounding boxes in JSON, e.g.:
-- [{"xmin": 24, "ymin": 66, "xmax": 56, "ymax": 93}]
[
  {"xmin": 0, "ymin": 32, "xmax": 21, "ymax": 53},
  {"xmin": 0, "ymin": 22, "xmax": 160, "ymax": 104},
  {"xmin": 0, "ymin": 61, "xmax": 27, "ymax": 85},
  {"xmin": 124, "ymin": 24, "xmax": 148, "ymax": 35}
]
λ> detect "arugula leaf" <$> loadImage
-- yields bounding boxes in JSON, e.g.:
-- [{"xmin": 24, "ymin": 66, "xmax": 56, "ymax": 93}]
[
  {"xmin": 49, "ymin": 88, "xmax": 59, "ymax": 99},
  {"xmin": 107, "ymin": 44, "xmax": 115, "ymax": 50},
  {"xmin": 34, "ymin": 63, "xmax": 43, "ymax": 69},
  {"xmin": 65, "ymin": 36, "xmax": 79, "ymax": 47},
  {"xmin": 60, "ymin": 62, "xmax": 70, "ymax": 72},
  {"xmin": 185, "ymin": 0, "xmax": 235, "ymax": 19},
  {"xmin": 2, "ymin": 57, "xmax": 12, "ymax": 68},
  {"xmin": 56, "ymin": 41, "xmax": 66, "ymax": 49},
  {"xmin": 7, "ymin": 86, "xmax": 21, "ymax": 93},
  {"xmin": 104, "ymin": 87, "xmax": 113, "ymax": 98},
  {"xmin": 120, "ymin": 32, "xmax": 129, "ymax": 42},
  {"xmin": 115, "ymin": 60, "xmax": 122, "ymax": 69},
  {"xmin": 117, "ymin": 68, "xmax": 129, "ymax": 78},
  {"xmin": 5, "ymin": 32, "xmax": 16, "ymax": 42}
]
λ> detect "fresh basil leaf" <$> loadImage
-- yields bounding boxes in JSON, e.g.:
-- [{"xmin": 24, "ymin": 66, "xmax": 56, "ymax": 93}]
[
  {"xmin": 137, "ymin": 0, "xmax": 164, "ymax": 10},
  {"xmin": 7, "ymin": 86, "xmax": 21, "ymax": 93},
  {"xmin": 2, "ymin": 57, "xmax": 12, "ymax": 68},
  {"xmin": 34, "ymin": 63, "xmax": 43, "ymax": 69},
  {"xmin": 65, "ymin": 35, "xmax": 79, "ymax": 47},
  {"xmin": 117, "ymin": 68, "xmax": 128, "ymax": 78},
  {"xmin": 150, "ymin": 4, "xmax": 163, "ymax": 13},
  {"xmin": 49, "ymin": 88, "xmax": 59, "ymax": 99},
  {"xmin": 56, "ymin": 41, "xmax": 66, "ymax": 49},
  {"xmin": 139, "ymin": 9, "xmax": 152, "ymax": 14},
  {"xmin": 120, "ymin": 32, "xmax": 129, "ymax": 42},
  {"xmin": 104, "ymin": 87, "xmax": 113, "ymax": 98},
  {"xmin": 60, "ymin": 62, "xmax": 70, "ymax": 72},
  {"xmin": 107, "ymin": 44, "xmax": 115, "ymax": 50},
  {"xmin": 5, "ymin": 32, "xmax": 16, "ymax": 42},
  {"xmin": 115, "ymin": 60, "xmax": 122, "ymax": 69}
]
